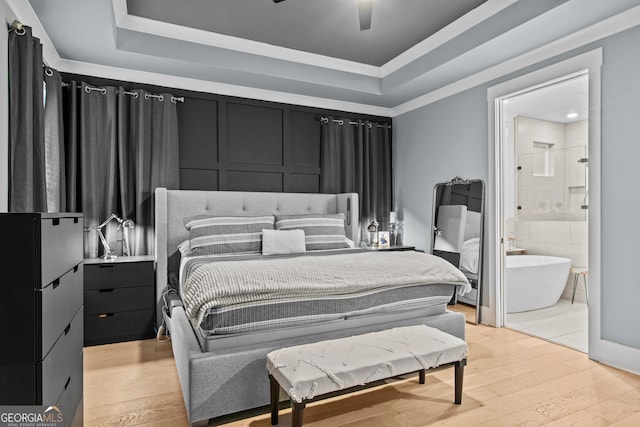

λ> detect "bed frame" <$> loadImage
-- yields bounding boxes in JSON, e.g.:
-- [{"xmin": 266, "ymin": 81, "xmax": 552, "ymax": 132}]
[{"xmin": 154, "ymin": 188, "xmax": 466, "ymax": 426}]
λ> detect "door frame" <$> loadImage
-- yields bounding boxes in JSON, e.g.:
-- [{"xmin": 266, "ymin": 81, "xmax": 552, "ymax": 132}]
[{"xmin": 486, "ymin": 49, "xmax": 602, "ymax": 356}]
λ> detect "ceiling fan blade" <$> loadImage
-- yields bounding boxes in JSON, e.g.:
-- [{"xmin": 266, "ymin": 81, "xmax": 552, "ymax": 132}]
[{"xmin": 358, "ymin": 0, "xmax": 373, "ymax": 31}]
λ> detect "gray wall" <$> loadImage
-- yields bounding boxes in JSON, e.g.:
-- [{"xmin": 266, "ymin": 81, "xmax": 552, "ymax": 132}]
[{"xmin": 394, "ymin": 25, "xmax": 640, "ymax": 350}]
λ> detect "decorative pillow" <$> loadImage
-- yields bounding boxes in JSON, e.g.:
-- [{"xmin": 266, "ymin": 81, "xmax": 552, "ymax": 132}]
[
  {"xmin": 275, "ymin": 213, "xmax": 350, "ymax": 251},
  {"xmin": 262, "ymin": 229, "xmax": 306, "ymax": 256},
  {"xmin": 184, "ymin": 215, "xmax": 275, "ymax": 255}
]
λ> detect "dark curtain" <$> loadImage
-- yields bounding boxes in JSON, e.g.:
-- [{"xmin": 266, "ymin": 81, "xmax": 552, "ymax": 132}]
[
  {"xmin": 44, "ymin": 68, "xmax": 66, "ymax": 212},
  {"xmin": 8, "ymin": 26, "xmax": 46, "ymax": 212},
  {"xmin": 63, "ymin": 84, "xmax": 179, "ymax": 257},
  {"xmin": 118, "ymin": 89, "xmax": 179, "ymax": 255},
  {"xmin": 79, "ymin": 83, "xmax": 119, "ymax": 258},
  {"xmin": 320, "ymin": 117, "xmax": 392, "ymax": 243}
]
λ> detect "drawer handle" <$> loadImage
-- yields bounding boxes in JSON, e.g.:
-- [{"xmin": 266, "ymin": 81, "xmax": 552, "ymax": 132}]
[
  {"xmin": 99, "ymin": 313, "xmax": 114, "ymax": 318},
  {"xmin": 73, "ymin": 265, "xmax": 79, "ymax": 273},
  {"xmin": 99, "ymin": 288, "xmax": 115, "ymax": 293},
  {"xmin": 73, "ymin": 217, "xmax": 79, "ymax": 224},
  {"xmin": 52, "ymin": 279, "xmax": 60, "ymax": 289},
  {"xmin": 64, "ymin": 376, "xmax": 71, "ymax": 390},
  {"xmin": 99, "ymin": 264, "xmax": 114, "ymax": 269},
  {"xmin": 52, "ymin": 218, "xmax": 60, "ymax": 226},
  {"xmin": 64, "ymin": 323, "xmax": 71, "ymax": 335}
]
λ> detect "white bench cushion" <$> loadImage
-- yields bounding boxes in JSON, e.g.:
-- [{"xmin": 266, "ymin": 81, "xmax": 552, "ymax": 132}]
[{"xmin": 266, "ymin": 324, "xmax": 468, "ymax": 403}]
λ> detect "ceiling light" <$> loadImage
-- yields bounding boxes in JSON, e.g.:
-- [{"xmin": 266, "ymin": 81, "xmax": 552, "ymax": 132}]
[{"xmin": 566, "ymin": 112, "xmax": 579, "ymax": 119}]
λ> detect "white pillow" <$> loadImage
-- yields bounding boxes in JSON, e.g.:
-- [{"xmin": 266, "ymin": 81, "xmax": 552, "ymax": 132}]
[{"xmin": 262, "ymin": 229, "xmax": 306, "ymax": 256}]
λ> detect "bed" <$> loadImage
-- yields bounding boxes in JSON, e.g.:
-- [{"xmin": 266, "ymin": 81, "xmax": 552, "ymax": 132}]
[{"xmin": 154, "ymin": 188, "xmax": 470, "ymax": 426}]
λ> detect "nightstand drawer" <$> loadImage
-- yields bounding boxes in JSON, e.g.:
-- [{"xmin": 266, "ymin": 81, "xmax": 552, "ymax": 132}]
[
  {"xmin": 84, "ymin": 261, "xmax": 154, "ymax": 290},
  {"xmin": 84, "ymin": 309, "xmax": 154, "ymax": 346},
  {"xmin": 40, "ymin": 265, "xmax": 83, "ymax": 359},
  {"xmin": 84, "ymin": 286, "xmax": 153, "ymax": 315},
  {"xmin": 39, "ymin": 307, "xmax": 83, "ymax": 404},
  {"xmin": 40, "ymin": 216, "xmax": 83, "ymax": 289}
]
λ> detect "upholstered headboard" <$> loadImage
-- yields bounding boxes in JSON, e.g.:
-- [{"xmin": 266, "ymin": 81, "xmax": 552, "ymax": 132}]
[{"xmin": 153, "ymin": 188, "xmax": 359, "ymax": 325}]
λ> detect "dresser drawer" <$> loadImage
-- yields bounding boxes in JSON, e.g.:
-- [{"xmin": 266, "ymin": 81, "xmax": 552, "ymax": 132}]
[
  {"xmin": 39, "ymin": 307, "xmax": 83, "ymax": 404},
  {"xmin": 84, "ymin": 309, "xmax": 154, "ymax": 345},
  {"xmin": 84, "ymin": 285, "xmax": 153, "ymax": 315},
  {"xmin": 56, "ymin": 351, "xmax": 83, "ymax": 427},
  {"xmin": 40, "ymin": 217, "xmax": 83, "ymax": 289},
  {"xmin": 84, "ymin": 261, "xmax": 154, "ymax": 290},
  {"xmin": 40, "ymin": 265, "xmax": 83, "ymax": 358}
]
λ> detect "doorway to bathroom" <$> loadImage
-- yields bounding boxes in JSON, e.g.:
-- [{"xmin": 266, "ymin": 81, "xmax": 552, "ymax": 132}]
[{"xmin": 499, "ymin": 72, "xmax": 589, "ymax": 353}]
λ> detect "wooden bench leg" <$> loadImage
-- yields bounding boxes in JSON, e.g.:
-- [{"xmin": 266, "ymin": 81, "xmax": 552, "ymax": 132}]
[
  {"xmin": 454, "ymin": 359, "xmax": 466, "ymax": 404},
  {"xmin": 292, "ymin": 401, "xmax": 305, "ymax": 427},
  {"xmin": 270, "ymin": 375, "xmax": 279, "ymax": 425},
  {"xmin": 419, "ymin": 369, "xmax": 426, "ymax": 384}
]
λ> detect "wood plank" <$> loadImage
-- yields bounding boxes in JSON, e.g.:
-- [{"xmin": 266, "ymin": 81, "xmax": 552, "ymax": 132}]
[{"xmin": 83, "ymin": 323, "xmax": 640, "ymax": 427}]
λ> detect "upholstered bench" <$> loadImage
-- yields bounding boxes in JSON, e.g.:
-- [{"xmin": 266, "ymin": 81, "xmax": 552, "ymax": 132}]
[{"xmin": 266, "ymin": 324, "xmax": 468, "ymax": 427}]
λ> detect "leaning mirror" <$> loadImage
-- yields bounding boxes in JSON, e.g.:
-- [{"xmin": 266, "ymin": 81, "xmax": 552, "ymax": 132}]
[{"xmin": 431, "ymin": 178, "xmax": 485, "ymax": 324}]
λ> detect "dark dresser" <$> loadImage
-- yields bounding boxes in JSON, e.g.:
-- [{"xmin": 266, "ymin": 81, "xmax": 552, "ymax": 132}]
[
  {"xmin": 0, "ymin": 213, "xmax": 83, "ymax": 427},
  {"xmin": 83, "ymin": 255, "xmax": 155, "ymax": 345}
]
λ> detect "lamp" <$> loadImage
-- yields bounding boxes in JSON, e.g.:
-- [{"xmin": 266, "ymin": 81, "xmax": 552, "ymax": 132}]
[{"xmin": 92, "ymin": 213, "xmax": 135, "ymax": 259}]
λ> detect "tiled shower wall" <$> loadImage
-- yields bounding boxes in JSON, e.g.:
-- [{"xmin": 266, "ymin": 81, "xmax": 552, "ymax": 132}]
[{"xmin": 507, "ymin": 117, "xmax": 588, "ymax": 303}]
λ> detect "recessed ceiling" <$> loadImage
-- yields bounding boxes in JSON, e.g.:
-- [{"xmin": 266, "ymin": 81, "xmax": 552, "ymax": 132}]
[
  {"xmin": 126, "ymin": 0, "xmax": 487, "ymax": 67},
  {"xmin": 19, "ymin": 0, "xmax": 640, "ymax": 115}
]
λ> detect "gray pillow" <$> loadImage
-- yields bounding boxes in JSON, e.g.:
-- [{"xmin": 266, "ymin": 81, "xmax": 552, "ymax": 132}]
[
  {"xmin": 184, "ymin": 215, "xmax": 275, "ymax": 255},
  {"xmin": 275, "ymin": 213, "xmax": 350, "ymax": 251}
]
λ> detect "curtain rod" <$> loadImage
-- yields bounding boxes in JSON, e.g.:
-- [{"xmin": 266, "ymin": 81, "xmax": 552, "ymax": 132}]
[
  {"xmin": 61, "ymin": 82, "xmax": 184, "ymax": 103},
  {"xmin": 320, "ymin": 116, "xmax": 391, "ymax": 128}
]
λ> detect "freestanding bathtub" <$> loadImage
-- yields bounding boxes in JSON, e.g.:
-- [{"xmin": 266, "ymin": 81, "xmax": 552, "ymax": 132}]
[{"xmin": 505, "ymin": 255, "xmax": 572, "ymax": 313}]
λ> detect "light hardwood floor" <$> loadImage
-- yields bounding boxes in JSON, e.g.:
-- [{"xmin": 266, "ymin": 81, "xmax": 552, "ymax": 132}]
[{"xmin": 84, "ymin": 323, "xmax": 640, "ymax": 427}]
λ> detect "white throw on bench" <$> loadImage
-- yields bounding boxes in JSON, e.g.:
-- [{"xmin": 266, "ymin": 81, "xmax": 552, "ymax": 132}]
[{"xmin": 266, "ymin": 324, "xmax": 469, "ymax": 427}]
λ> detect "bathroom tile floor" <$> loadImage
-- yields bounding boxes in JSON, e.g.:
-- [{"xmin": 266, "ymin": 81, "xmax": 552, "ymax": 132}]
[{"xmin": 505, "ymin": 298, "xmax": 588, "ymax": 353}]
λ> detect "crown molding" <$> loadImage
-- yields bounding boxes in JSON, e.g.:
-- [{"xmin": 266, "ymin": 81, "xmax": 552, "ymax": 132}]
[{"xmin": 54, "ymin": 59, "xmax": 394, "ymax": 117}]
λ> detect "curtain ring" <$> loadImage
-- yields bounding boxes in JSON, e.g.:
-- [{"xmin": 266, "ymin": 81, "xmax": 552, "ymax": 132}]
[
  {"xmin": 100, "ymin": 88, "xmax": 107, "ymax": 95},
  {"xmin": 84, "ymin": 86, "xmax": 90, "ymax": 93},
  {"xmin": 133, "ymin": 92, "xmax": 139, "ymax": 99},
  {"xmin": 144, "ymin": 93, "xmax": 150, "ymax": 100},
  {"xmin": 11, "ymin": 21, "xmax": 25, "ymax": 35},
  {"xmin": 338, "ymin": 120, "xmax": 344, "ymax": 125},
  {"xmin": 44, "ymin": 67, "xmax": 53, "ymax": 77},
  {"xmin": 368, "ymin": 123, "xmax": 373, "ymax": 129},
  {"xmin": 158, "ymin": 95, "xmax": 164, "ymax": 101}
]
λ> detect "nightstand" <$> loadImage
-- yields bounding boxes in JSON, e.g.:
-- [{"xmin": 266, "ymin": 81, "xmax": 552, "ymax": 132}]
[
  {"xmin": 364, "ymin": 245, "xmax": 416, "ymax": 251},
  {"xmin": 83, "ymin": 255, "xmax": 155, "ymax": 346}
]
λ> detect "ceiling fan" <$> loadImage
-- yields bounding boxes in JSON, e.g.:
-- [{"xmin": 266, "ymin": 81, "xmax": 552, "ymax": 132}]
[{"xmin": 273, "ymin": 0, "xmax": 374, "ymax": 31}]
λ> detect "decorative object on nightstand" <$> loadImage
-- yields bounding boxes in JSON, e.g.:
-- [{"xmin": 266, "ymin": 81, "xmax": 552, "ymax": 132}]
[
  {"xmin": 367, "ymin": 218, "xmax": 379, "ymax": 246},
  {"xmin": 92, "ymin": 213, "xmax": 135, "ymax": 259},
  {"xmin": 0, "ymin": 213, "xmax": 84, "ymax": 426},
  {"xmin": 389, "ymin": 211, "xmax": 397, "ymax": 246},
  {"xmin": 83, "ymin": 255, "xmax": 155, "ymax": 345}
]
